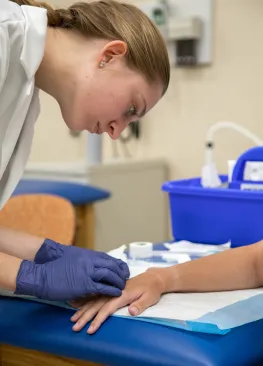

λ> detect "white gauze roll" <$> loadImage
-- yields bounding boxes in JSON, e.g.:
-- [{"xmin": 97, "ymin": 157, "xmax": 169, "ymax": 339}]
[{"xmin": 129, "ymin": 242, "xmax": 153, "ymax": 259}]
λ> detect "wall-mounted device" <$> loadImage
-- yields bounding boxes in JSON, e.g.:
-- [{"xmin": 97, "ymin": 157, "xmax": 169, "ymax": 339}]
[
  {"xmin": 167, "ymin": 0, "xmax": 213, "ymax": 67},
  {"xmin": 167, "ymin": 16, "xmax": 203, "ymax": 66},
  {"xmin": 139, "ymin": 0, "xmax": 213, "ymax": 67}
]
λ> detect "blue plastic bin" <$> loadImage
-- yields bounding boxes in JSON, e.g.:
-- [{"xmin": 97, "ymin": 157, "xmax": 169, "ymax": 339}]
[{"xmin": 162, "ymin": 174, "xmax": 263, "ymax": 248}]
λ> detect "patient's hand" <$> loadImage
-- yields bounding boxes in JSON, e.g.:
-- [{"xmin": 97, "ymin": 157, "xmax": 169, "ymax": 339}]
[{"xmin": 70, "ymin": 267, "xmax": 171, "ymax": 334}]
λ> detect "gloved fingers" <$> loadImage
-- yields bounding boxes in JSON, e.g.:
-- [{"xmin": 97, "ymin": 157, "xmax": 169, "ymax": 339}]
[
  {"xmin": 95, "ymin": 258, "xmax": 130, "ymax": 281},
  {"xmin": 71, "ymin": 296, "xmax": 109, "ymax": 332},
  {"xmin": 105, "ymin": 255, "xmax": 130, "ymax": 279},
  {"xmin": 95, "ymin": 282, "xmax": 122, "ymax": 297},
  {"xmin": 93, "ymin": 268, "xmax": 126, "ymax": 290},
  {"xmin": 114, "ymin": 259, "xmax": 130, "ymax": 279}
]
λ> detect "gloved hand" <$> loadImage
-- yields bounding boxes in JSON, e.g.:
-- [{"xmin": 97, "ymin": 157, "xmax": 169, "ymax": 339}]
[
  {"xmin": 15, "ymin": 239, "xmax": 130, "ymax": 302},
  {"xmin": 34, "ymin": 238, "xmax": 66, "ymax": 264},
  {"xmin": 34, "ymin": 239, "xmax": 128, "ymax": 273}
]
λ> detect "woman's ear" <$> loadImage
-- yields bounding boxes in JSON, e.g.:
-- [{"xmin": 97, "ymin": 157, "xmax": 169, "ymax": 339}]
[{"xmin": 99, "ymin": 40, "xmax": 127, "ymax": 66}]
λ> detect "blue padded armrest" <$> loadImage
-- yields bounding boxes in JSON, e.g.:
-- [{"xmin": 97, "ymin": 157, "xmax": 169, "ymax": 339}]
[
  {"xmin": 1, "ymin": 296, "xmax": 263, "ymax": 366},
  {"xmin": 13, "ymin": 179, "xmax": 110, "ymax": 205}
]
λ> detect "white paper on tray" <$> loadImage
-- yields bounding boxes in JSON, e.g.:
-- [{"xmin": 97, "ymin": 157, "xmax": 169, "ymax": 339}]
[
  {"xmin": 164, "ymin": 240, "xmax": 231, "ymax": 254},
  {"xmin": 114, "ymin": 288, "xmax": 263, "ymax": 321}
]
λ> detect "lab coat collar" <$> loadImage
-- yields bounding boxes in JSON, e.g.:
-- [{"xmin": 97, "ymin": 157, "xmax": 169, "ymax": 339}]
[
  {"xmin": 0, "ymin": 0, "xmax": 11, "ymax": 21},
  {"xmin": 20, "ymin": 5, "xmax": 47, "ymax": 80}
]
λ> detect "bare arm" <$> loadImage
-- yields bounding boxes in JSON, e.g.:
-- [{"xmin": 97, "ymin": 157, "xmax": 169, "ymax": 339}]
[
  {"xmin": 71, "ymin": 241, "xmax": 263, "ymax": 334},
  {"xmin": 0, "ymin": 252, "xmax": 22, "ymax": 291},
  {"xmin": 165, "ymin": 241, "xmax": 263, "ymax": 293},
  {"xmin": 0, "ymin": 227, "xmax": 44, "ymax": 261}
]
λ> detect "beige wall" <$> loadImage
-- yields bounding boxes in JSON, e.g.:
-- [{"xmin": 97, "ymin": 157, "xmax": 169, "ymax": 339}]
[{"xmin": 29, "ymin": 0, "xmax": 263, "ymax": 179}]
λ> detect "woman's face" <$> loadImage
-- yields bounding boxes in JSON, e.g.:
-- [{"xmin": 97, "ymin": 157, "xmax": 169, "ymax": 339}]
[{"xmin": 61, "ymin": 41, "xmax": 163, "ymax": 139}]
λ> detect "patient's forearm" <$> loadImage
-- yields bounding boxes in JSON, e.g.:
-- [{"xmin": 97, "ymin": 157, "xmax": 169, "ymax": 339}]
[
  {"xmin": 165, "ymin": 241, "xmax": 263, "ymax": 293},
  {"xmin": 0, "ymin": 227, "xmax": 44, "ymax": 261},
  {"xmin": 0, "ymin": 252, "xmax": 22, "ymax": 291}
]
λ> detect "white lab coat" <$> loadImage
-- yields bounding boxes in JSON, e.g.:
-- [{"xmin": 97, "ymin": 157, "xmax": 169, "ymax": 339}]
[{"xmin": 0, "ymin": 0, "xmax": 47, "ymax": 209}]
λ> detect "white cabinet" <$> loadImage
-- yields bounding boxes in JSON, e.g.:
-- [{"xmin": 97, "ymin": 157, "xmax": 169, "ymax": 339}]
[{"xmin": 23, "ymin": 159, "xmax": 170, "ymax": 251}]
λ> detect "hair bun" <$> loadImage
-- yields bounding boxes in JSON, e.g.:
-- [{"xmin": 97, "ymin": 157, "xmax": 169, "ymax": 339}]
[
  {"xmin": 47, "ymin": 8, "xmax": 75, "ymax": 28},
  {"xmin": 69, "ymin": 8, "xmax": 78, "ymax": 22}
]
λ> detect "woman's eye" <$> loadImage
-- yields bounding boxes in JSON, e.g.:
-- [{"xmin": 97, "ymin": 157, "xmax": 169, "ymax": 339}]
[{"xmin": 126, "ymin": 105, "xmax": 137, "ymax": 118}]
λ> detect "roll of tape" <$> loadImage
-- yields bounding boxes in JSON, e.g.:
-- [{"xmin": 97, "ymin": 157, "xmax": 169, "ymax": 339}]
[{"xmin": 129, "ymin": 242, "xmax": 153, "ymax": 259}]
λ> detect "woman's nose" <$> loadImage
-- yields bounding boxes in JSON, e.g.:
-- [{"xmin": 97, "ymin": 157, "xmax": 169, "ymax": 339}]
[{"xmin": 107, "ymin": 120, "xmax": 127, "ymax": 140}]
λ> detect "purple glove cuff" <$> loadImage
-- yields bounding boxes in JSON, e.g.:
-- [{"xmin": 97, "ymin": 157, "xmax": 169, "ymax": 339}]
[
  {"xmin": 34, "ymin": 239, "xmax": 65, "ymax": 264},
  {"xmin": 15, "ymin": 260, "xmax": 44, "ymax": 298}
]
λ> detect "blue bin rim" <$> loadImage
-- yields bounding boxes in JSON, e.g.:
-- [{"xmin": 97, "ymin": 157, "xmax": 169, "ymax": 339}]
[{"xmin": 162, "ymin": 175, "xmax": 263, "ymax": 201}]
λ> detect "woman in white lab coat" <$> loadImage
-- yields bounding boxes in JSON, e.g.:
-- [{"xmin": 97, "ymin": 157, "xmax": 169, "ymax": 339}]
[{"xmin": 0, "ymin": 0, "xmax": 170, "ymax": 302}]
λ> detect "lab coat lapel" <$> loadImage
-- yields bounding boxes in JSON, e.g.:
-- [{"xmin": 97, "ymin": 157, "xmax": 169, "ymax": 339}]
[{"xmin": 20, "ymin": 5, "xmax": 47, "ymax": 79}]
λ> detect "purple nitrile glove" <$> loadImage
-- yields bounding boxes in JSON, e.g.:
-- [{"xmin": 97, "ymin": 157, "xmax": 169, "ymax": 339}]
[
  {"xmin": 34, "ymin": 239, "xmax": 65, "ymax": 264},
  {"xmin": 35, "ymin": 239, "xmax": 129, "ymax": 278},
  {"xmin": 34, "ymin": 240, "xmax": 129, "ymax": 276},
  {"xmin": 15, "ymin": 240, "xmax": 130, "ymax": 302}
]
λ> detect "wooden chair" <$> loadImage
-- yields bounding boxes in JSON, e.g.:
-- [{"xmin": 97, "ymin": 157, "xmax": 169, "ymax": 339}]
[{"xmin": 0, "ymin": 194, "xmax": 76, "ymax": 244}]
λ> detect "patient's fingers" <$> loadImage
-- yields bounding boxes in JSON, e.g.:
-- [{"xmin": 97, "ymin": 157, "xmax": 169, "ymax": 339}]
[
  {"xmin": 70, "ymin": 295, "xmax": 99, "ymax": 308},
  {"xmin": 87, "ymin": 296, "xmax": 127, "ymax": 334},
  {"xmin": 71, "ymin": 304, "xmax": 90, "ymax": 322},
  {"xmin": 71, "ymin": 297, "xmax": 108, "ymax": 331},
  {"xmin": 70, "ymin": 299, "xmax": 87, "ymax": 308}
]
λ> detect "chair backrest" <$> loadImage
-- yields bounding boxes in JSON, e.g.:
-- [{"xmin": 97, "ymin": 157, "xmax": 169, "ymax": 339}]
[{"xmin": 0, "ymin": 194, "xmax": 76, "ymax": 244}]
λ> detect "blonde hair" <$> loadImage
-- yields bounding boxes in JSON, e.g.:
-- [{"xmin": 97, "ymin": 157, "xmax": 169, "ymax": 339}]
[{"xmin": 13, "ymin": 0, "xmax": 170, "ymax": 95}]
